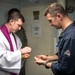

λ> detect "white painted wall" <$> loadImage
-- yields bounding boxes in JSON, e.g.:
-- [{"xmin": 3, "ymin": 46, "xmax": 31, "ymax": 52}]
[{"xmin": 21, "ymin": 4, "xmax": 57, "ymax": 75}]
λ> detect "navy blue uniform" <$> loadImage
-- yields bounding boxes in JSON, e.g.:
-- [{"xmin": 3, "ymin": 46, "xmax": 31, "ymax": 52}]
[{"xmin": 51, "ymin": 22, "xmax": 75, "ymax": 75}]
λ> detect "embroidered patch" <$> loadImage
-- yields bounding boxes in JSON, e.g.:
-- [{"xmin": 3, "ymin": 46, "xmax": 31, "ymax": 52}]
[{"xmin": 64, "ymin": 50, "xmax": 70, "ymax": 56}]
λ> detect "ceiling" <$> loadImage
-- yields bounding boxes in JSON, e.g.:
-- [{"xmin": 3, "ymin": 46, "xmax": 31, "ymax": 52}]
[
  {"xmin": 20, "ymin": 0, "xmax": 57, "ymax": 5},
  {"xmin": 0, "ymin": 0, "xmax": 56, "ymax": 6},
  {"xmin": 20, "ymin": 0, "xmax": 56, "ymax": 6}
]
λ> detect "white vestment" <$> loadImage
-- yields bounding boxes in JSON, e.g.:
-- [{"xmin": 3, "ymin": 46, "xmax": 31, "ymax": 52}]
[{"xmin": 0, "ymin": 29, "xmax": 22, "ymax": 75}]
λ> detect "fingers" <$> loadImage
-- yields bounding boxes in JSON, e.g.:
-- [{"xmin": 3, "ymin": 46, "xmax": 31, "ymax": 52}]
[
  {"xmin": 34, "ymin": 56, "xmax": 38, "ymax": 61},
  {"xmin": 21, "ymin": 46, "xmax": 32, "ymax": 54}
]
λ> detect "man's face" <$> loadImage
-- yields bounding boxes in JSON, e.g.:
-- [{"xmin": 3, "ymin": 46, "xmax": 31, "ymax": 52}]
[
  {"xmin": 10, "ymin": 19, "xmax": 23, "ymax": 33},
  {"xmin": 46, "ymin": 13, "xmax": 62, "ymax": 29}
]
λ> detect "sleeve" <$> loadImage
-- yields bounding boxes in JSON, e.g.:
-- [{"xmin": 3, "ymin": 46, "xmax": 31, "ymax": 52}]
[
  {"xmin": 0, "ymin": 40, "xmax": 21, "ymax": 73},
  {"xmin": 51, "ymin": 34, "xmax": 75, "ymax": 75}
]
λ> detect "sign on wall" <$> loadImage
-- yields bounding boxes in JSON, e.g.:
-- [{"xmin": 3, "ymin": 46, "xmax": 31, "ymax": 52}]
[{"xmin": 32, "ymin": 23, "xmax": 42, "ymax": 37}]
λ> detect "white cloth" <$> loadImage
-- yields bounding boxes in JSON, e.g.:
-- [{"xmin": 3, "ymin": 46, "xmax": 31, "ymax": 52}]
[{"xmin": 0, "ymin": 30, "xmax": 22, "ymax": 75}]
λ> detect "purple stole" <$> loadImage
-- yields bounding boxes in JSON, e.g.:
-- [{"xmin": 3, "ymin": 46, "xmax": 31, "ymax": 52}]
[{"xmin": 0, "ymin": 24, "xmax": 17, "ymax": 75}]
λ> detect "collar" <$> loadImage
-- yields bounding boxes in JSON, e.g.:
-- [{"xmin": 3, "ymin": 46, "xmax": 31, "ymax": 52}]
[{"xmin": 59, "ymin": 21, "xmax": 75, "ymax": 38}]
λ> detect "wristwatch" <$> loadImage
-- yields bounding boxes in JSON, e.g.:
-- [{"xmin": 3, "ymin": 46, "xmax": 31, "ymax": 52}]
[{"xmin": 44, "ymin": 61, "xmax": 50, "ymax": 69}]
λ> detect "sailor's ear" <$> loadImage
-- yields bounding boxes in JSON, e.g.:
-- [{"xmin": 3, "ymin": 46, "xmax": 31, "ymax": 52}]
[{"xmin": 56, "ymin": 13, "xmax": 62, "ymax": 21}]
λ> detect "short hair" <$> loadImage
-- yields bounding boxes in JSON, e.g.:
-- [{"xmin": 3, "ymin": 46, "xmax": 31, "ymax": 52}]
[
  {"xmin": 7, "ymin": 8, "xmax": 25, "ymax": 23},
  {"xmin": 8, "ymin": 8, "xmax": 20, "ymax": 15},
  {"xmin": 44, "ymin": 3, "xmax": 67, "ymax": 17}
]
